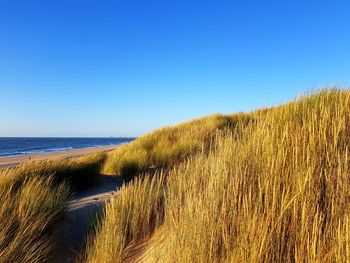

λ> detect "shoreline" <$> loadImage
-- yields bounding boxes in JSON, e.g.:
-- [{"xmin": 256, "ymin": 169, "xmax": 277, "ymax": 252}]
[{"xmin": 0, "ymin": 145, "xmax": 118, "ymax": 169}]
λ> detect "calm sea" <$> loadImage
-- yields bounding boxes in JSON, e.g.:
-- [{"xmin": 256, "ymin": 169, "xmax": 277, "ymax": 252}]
[{"xmin": 0, "ymin": 137, "xmax": 135, "ymax": 158}]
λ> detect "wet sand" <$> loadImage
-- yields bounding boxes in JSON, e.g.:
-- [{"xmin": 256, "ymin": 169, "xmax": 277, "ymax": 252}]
[{"xmin": 0, "ymin": 145, "xmax": 117, "ymax": 169}]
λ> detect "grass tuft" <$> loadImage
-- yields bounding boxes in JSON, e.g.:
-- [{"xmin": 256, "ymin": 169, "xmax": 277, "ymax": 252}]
[
  {"xmin": 0, "ymin": 174, "xmax": 70, "ymax": 263},
  {"xmin": 0, "ymin": 152, "xmax": 107, "ymax": 262}
]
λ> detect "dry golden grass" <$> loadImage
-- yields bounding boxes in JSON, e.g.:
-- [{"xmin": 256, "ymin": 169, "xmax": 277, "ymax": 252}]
[
  {"xmin": 0, "ymin": 172, "xmax": 69, "ymax": 262},
  {"xmin": 85, "ymin": 174, "xmax": 165, "ymax": 263},
  {"xmin": 85, "ymin": 89, "xmax": 350, "ymax": 262},
  {"xmin": 5, "ymin": 152, "xmax": 106, "ymax": 191},
  {"xmin": 102, "ymin": 113, "xmax": 252, "ymax": 180},
  {"xmin": 0, "ymin": 152, "xmax": 106, "ymax": 262}
]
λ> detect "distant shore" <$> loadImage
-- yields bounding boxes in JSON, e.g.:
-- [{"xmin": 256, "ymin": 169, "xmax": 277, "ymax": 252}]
[{"xmin": 0, "ymin": 145, "xmax": 117, "ymax": 169}]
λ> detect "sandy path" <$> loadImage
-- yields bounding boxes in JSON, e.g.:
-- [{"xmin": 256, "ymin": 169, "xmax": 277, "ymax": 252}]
[
  {"xmin": 52, "ymin": 175, "xmax": 124, "ymax": 263},
  {"xmin": 0, "ymin": 145, "xmax": 117, "ymax": 169}
]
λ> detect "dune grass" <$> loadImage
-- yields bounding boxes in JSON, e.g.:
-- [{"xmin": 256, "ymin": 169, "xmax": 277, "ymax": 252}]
[
  {"xmin": 4, "ymin": 152, "xmax": 106, "ymax": 191},
  {"xmin": 0, "ymin": 172, "xmax": 69, "ymax": 263},
  {"xmin": 0, "ymin": 152, "xmax": 107, "ymax": 262},
  {"xmin": 1, "ymin": 88, "xmax": 348, "ymax": 262},
  {"xmin": 102, "ymin": 113, "xmax": 252, "ymax": 181},
  {"xmin": 85, "ymin": 89, "xmax": 350, "ymax": 262},
  {"xmin": 85, "ymin": 174, "xmax": 165, "ymax": 263}
]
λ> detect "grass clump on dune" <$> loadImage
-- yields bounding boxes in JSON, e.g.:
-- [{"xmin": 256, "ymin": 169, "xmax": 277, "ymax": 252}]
[
  {"xmin": 5, "ymin": 152, "xmax": 106, "ymax": 191},
  {"xmin": 0, "ymin": 152, "xmax": 107, "ymax": 262},
  {"xmin": 86, "ymin": 174, "xmax": 165, "ymax": 263},
  {"xmin": 86, "ymin": 88, "xmax": 350, "ymax": 262},
  {"xmin": 103, "ymin": 114, "xmax": 251, "ymax": 181},
  {"xmin": 0, "ymin": 172, "xmax": 69, "ymax": 263}
]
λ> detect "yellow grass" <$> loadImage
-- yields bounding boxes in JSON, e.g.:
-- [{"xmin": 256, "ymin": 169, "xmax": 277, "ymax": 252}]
[
  {"xmin": 102, "ymin": 113, "xmax": 252, "ymax": 180},
  {"xmin": 0, "ymin": 172, "xmax": 69, "ymax": 262},
  {"xmin": 0, "ymin": 152, "xmax": 106, "ymax": 262},
  {"xmin": 85, "ymin": 88, "xmax": 350, "ymax": 262}
]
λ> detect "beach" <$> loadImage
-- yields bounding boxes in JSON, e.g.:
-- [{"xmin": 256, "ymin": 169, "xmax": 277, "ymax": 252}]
[{"xmin": 0, "ymin": 145, "xmax": 117, "ymax": 169}]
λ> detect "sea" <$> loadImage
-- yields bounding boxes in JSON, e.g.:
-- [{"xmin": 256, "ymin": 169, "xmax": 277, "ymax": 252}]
[{"xmin": 0, "ymin": 137, "xmax": 135, "ymax": 158}]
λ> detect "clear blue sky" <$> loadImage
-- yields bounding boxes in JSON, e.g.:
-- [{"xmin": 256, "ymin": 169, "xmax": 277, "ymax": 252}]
[{"xmin": 1, "ymin": 0, "xmax": 349, "ymax": 137}]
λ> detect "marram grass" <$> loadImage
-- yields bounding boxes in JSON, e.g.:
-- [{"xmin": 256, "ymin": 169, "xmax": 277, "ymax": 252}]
[
  {"xmin": 102, "ymin": 113, "xmax": 252, "ymax": 180},
  {"xmin": 85, "ymin": 89, "xmax": 350, "ymax": 263},
  {"xmin": 0, "ymin": 152, "xmax": 106, "ymax": 262},
  {"xmin": 0, "ymin": 172, "xmax": 69, "ymax": 263},
  {"xmin": 1, "ymin": 88, "xmax": 349, "ymax": 262}
]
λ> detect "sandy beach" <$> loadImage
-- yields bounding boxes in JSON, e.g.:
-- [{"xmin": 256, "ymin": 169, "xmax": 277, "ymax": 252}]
[{"xmin": 0, "ymin": 145, "xmax": 117, "ymax": 169}]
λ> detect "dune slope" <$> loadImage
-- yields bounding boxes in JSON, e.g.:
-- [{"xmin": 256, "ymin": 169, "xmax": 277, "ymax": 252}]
[{"xmin": 86, "ymin": 89, "xmax": 350, "ymax": 263}]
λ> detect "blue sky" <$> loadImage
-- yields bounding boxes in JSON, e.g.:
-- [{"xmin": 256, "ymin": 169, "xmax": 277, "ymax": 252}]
[{"xmin": 1, "ymin": 0, "xmax": 349, "ymax": 137}]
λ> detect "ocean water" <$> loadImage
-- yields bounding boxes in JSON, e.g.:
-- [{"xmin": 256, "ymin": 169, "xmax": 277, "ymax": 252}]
[{"xmin": 0, "ymin": 137, "xmax": 135, "ymax": 158}]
